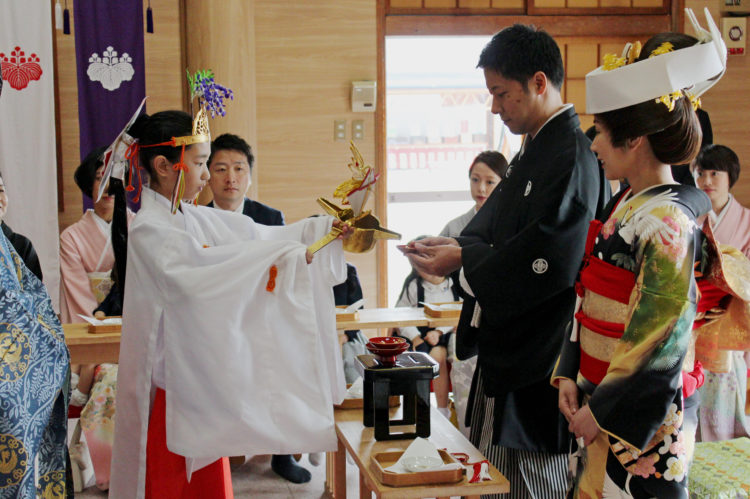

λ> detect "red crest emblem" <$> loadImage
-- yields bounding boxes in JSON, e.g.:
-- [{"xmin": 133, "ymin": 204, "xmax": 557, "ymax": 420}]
[{"xmin": 0, "ymin": 47, "xmax": 43, "ymax": 91}]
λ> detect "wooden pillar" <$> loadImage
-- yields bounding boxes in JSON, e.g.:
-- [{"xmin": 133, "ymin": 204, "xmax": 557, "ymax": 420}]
[{"xmin": 184, "ymin": 0, "xmax": 258, "ymax": 203}]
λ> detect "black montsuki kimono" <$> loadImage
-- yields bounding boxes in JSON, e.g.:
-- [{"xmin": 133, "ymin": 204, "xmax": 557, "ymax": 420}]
[
  {"xmin": 456, "ymin": 105, "xmax": 609, "ymax": 453},
  {"xmin": 1, "ymin": 221, "xmax": 43, "ymax": 280}
]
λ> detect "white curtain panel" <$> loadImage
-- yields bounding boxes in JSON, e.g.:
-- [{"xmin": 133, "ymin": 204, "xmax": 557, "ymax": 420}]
[{"xmin": 0, "ymin": 1, "xmax": 60, "ymax": 310}]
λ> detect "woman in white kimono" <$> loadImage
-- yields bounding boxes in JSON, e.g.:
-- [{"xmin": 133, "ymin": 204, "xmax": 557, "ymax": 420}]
[{"xmin": 109, "ymin": 110, "xmax": 349, "ymax": 499}]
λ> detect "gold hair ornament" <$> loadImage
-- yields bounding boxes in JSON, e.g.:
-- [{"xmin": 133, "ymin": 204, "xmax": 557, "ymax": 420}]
[{"xmin": 602, "ymin": 41, "xmax": 642, "ymax": 71}]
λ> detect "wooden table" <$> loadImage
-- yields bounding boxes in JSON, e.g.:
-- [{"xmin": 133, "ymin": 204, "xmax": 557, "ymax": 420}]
[
  {"xmin": 62, "ymin": 306, "xmax": 459, "ymax": 365},
  {"xmin": 325, "ymin": 405, "xmax": 509, "ymax": 498},
  {"xmin": 336, "ymin": 307, "xmax": 459, "ymax": 330},
  {"xmin": 63, "ymin": 323, "xmax": 121, "ymax": 364}
]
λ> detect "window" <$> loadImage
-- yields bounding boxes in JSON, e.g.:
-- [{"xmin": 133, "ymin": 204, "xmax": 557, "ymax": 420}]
[{"xmin": 385, "ymin": 36, "xmax": 521, "ymax": 304}]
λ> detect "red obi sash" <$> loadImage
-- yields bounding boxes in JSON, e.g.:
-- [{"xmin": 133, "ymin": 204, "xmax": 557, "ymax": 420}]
[
  {"xmin": 693, "ymin": 279, "xmax": 726, "ymax": 329},
  {"xmin": 575, "ymin": 217, "xmax": 707, "ymax": 397}
]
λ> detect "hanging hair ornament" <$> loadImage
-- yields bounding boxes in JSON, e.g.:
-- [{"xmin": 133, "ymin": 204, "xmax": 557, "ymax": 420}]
[
  {"xmin": 97, "ymin": 97, "xmax": 148, "ymax": 204},
  {"xmin": 689, "ymin": 93, "xmax": 702, "ymax": 111},
  {"xmin": 158, "ymin": 69, "xmax": 232, "ymax": 214}
]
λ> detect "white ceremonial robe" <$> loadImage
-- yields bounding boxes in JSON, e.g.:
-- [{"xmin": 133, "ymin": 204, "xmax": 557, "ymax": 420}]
[{"xmin": 109, "ymin": 188, "xmax": 346, "ymax": 499}]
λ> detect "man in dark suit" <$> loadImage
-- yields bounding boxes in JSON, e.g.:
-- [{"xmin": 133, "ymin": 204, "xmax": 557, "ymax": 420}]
[
  {"xmin": 403, "ymin": 24, "xmax": 609, "ymax": 498},
  {"xmin": 206, "ymin": 133, "xmax": 284, "ymax": 226},
  {"xmin": 206, "ymin": 133, "xmax": 312, "ymax": 484}
]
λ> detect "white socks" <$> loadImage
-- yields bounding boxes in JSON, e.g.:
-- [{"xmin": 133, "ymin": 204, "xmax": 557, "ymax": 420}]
[{"xmin": 308, "ymin": 452, "xmax": 323, "ymax": 466}]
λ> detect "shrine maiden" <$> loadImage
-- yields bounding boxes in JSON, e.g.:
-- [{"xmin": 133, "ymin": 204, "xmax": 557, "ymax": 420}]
[{"xmin": 108, "ymin": 110, "xmax": 348, "ymax": 498}]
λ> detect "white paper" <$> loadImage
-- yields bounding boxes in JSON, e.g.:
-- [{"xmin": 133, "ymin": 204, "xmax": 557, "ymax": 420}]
[
  {"xmin": 344, "ymin": 298, "xmax": 365, "ymax": 313},
  {"xmin": 76, "ymin": 314, "xmax": 122, "ymax": 326},
  {"xmin": 345, "ymin": 377, "xmax": 364, "ymax": 399},
  {"xmin": 384, "ymin": 437, "xmax": 462, "ymax": 474}
]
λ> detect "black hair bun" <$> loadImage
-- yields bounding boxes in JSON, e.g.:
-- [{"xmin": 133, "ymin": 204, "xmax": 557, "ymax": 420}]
[{"xmin": 127, "ymin": 113, "xmax": 151, "ymax": 140}]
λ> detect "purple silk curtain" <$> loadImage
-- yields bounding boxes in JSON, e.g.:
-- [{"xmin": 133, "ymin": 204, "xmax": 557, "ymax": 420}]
[{"xmin": 74, "ymin": 0, "xmax": 146, "ymax": 209}]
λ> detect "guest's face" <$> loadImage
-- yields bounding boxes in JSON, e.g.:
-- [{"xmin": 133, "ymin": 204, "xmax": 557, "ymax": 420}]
[
  {"xmin": 182, "ymin": 142, "xmax": 211, "ymax": 200},
  {"xmin": 695, "ymin": 167, "xmax": 730, "ymax": 207},
  {"xmin": 484, "ymin": 69, "xmax": 538, "ymax": 136},
  {"xmin": 469, "ymin": 162, "xmax": 501, "ymax": 209},
  {"xmin": 0, "ymin": 177, "xmax": 7, "ymax": 221},
  {"xmin": 91, "ymin": 165, "xmax": 114, "ymax": 212},
  {"xmin": 208, "ymin": 149, "xmax": 251, "ymax": 207}
]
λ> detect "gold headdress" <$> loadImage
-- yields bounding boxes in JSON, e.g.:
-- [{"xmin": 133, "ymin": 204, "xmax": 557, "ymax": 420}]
[{"xmin": 141, "ymin": 70, "xmax": 232, "ymax": 213}]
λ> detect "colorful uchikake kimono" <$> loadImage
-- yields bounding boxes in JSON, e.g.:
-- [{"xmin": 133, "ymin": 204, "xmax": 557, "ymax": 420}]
[
  {"xmin": 553, "ymin": 184, "xmax": 710, "ymax": 498},
  {"xmin": 0, "ymin": 231, "xmax": 69, "ymax": 497},
  {"xmin": 695, "ymin": 195, "xmax": 750, "ymax": 441}
]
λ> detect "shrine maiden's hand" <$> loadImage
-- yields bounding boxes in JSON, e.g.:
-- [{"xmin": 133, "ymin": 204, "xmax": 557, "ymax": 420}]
[
  {"xmin": 557, "ymin": 378, "xmax": 580, "ymax": 423},
  {"xmin": 332, "ymin": 219, "xmax": 353, "ymax": 239},
  {"xmin": 569, "ymin": 405, "xmax": 600, "ymax": 446},
  {"xmin": 306, "ymin": 249, "xmax": 314, "ymax": 264},
  {"xmin": 424, "ymin": 329, "xmax": 441, "ymax": 346},
  {"xmin": 404, "ymin": 243, "xmax": 462, "ymax": 276}
]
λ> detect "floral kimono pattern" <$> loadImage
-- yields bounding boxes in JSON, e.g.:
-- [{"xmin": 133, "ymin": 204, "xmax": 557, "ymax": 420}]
[
  {"xmin": 0, "ymin": 232, "xmax": 69, "ymax": 498},
  {"xmin": 553, "ymin": 184, "xmax": 711, "ymax": 498}
]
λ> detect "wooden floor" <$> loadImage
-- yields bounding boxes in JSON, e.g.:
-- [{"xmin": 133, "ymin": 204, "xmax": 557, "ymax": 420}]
[{"xmin": 77, "ymin": 454, "xmax": 366, "ymax": 498}]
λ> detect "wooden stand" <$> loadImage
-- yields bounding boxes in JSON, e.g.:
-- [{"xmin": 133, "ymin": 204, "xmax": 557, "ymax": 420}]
[
  {"xmin": 357, "ymin": 352, "xmax": 437, "ymax": 441},
  {"xmin": 422, "ymin": 302, "xmax": 462, "ymax": 318}
]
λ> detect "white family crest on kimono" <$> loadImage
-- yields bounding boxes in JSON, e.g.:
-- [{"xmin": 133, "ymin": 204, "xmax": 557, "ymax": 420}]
[
  {"xmin": 109, "ymin": 188, "xmax": 347, "ymax": 499},
  {"xmin": 87, "ymin": 46, "xmax": 134, "ymax": 91}
]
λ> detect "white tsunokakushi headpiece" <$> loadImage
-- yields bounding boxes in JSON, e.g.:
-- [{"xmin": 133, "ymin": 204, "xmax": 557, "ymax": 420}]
[{"xmin": 585, "ymin": 8, "xmax": 726, "ymax": 115}]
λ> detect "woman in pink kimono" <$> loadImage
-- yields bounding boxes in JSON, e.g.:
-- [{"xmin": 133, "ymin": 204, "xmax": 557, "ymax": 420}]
[
  {"xmin": 59, "ymin": 147, "xmax": 134, "ymax": 490},
  {"xmin": 694, "ymin": 144, "xmax": 750, "ymax": 441}
]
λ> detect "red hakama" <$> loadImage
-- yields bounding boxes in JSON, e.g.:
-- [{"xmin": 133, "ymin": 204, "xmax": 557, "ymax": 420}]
[{"xmin": 145, "ymin": 389, "xmax": 234, "ymax": 499}]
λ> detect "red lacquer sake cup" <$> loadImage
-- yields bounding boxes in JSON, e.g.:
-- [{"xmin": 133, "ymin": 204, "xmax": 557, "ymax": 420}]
[{"xmin": 366, "ymin": 336, "xmax": 409, "ymax": 366}]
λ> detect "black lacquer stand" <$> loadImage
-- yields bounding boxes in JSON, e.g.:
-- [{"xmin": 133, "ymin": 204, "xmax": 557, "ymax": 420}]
[{"xmin": 356, "ymin": 352, "xmax": 438, "ymax": 441}]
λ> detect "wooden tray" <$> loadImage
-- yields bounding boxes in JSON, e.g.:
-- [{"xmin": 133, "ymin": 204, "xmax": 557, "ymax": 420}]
[
  {"xmin": 335, "ymin": 306, "xmax": 360, "ymax": 322},
  {"xmin": 87, "ymin": 316, "xmax": 122, "ymax": 334},
  {"xmin": 334, "ymin": 395, "xmax": 400, "ymax": 410},
  {"xmin": 422, "ymin": 301, "xmax": 462, "ymax": 318},
  {"xmin": 370, "ymin": 449, "xmax": 463, "ymax": 487}
]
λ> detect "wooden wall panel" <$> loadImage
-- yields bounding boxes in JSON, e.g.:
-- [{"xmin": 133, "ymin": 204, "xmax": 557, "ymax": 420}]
[
  {"xmin": 391, "ymin": 0, "xmax": 423, "ymax": 6},
  {"xmin": 185, "ymin": 0, "xmax": 257, "ymax": 204},
  {"xmin": 491, "ymin": 0, "xmax": 525, "ymax": 7},
  {"xmin": 459, "ymin": 0, "xmax": 492, "ymax": 7},
  {"xmin": 424, "ymin": 0, "xmax": 458, "ymax": 6},
  {"xmin": 567, "ymin": 0, "xmax": 598, "ymax": 7},
  {"xmin": 56, "ymin": 0, "xmax": 185, "ymax": 232},
  {"xmin": 566, "ymin": 43, "xmax": 598, "ymax": 78},
  {"xmin": 534, "ymin": 0, "xmax": 566, "ymax": 7},
  {"xmin": 255, "ymin": 0, "xmax": 379, "ymax": 309}
]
